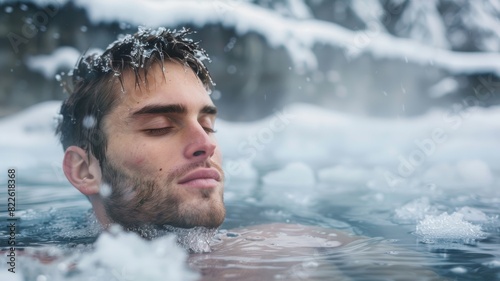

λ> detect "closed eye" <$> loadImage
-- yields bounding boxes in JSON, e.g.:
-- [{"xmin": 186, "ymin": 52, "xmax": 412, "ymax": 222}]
[
  {"xmin": 203, "ymin": 127, "xmax": 217, "ymax": 134},
  {"xmin": 144, "ymin": 127, "xmax": 174, "ymax": 136}
]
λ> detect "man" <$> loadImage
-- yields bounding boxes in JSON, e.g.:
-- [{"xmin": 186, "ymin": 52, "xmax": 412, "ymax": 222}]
[
  {"xmin": 58, "ymin": 26, "xmax": 353, "ymax": 243},
  {"xmin": 58, "ymin": 28, "xmax": 225, "ymax": 232},
  {"xmin": 57, "ymin": 28, "xmax": 444, "ymax": 280}
]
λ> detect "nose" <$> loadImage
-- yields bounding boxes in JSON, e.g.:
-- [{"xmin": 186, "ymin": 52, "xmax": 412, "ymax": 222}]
[{"xmin": 183, "ymin": 122, "xmax": 217, "ymax": 161}]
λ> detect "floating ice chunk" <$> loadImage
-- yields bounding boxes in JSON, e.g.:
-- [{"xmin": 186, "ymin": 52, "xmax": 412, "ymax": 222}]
[
  {"xmin": 416, "ymin": 212, "xmax": 486, "ymax": 241},
  {"xmin": 450, "ymin": 266, "xmax": 467, "ymax": 274},
  {"xmin": 76, "ymin": 225, "xmax": 198, "ymax": 281},
  {"xmin": 483, "ymin": 260, "xmax": 500, "ymax": 268},
  {"xmin": 456, "ymin": 159, "xmax": 493, "ymax": 186},
  {"xmin": 262, "ymin": 162, "xmax": 315, "ymax": 186},
  {"xmin": 456, "ymin": 206, "xmax": 489, "ymax": 222},
  {"xmin": 394, "ymin": 197, "xmax": 438, "ymax": 223}
]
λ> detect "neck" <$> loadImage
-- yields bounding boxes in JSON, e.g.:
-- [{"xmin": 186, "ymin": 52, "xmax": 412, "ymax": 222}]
[{"xmin": 132, "ymin": 224, "xmax": 218, "ymax": 253}]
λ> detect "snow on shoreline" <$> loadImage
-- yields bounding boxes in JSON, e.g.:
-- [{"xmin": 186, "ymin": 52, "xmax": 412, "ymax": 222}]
[
  {"xmin": 1, "ymin": 101, "xmax": 500, "ymax": 189},
  {"xmin": 71, "ymin": 0, "xmax": 500, "ymax": 75},
  {"xmin": 25, "ymin": 0, "xmax": 500, "ymax": 78}
]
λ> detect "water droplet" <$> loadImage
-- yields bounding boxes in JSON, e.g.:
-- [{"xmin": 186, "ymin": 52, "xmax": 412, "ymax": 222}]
[
  {"xmin": 383, "ymin": 91, "xmax": 388, "ymax": 96},
  {"xmin": 404, "ymin": 56, "xmax": 408, "ymax": 63},
  {"xmin": 4, "ymin": 6, "xmax": 13, "ymax": 13},
  {"xmin": 20, "ymin": 4, "xmax": 28, "ymax": 11},
  {"xmin": 80, "ymin": 25, "xmax": 88, "ymax": 32},
  {"xmin": 55, "ymin": 74, "xmax": 61, "ymax": 81}
]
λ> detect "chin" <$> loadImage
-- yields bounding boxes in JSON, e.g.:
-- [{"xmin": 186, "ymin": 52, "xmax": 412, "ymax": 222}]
[{"xmin": 174, "ymin": 199, "xmax": 226, "ymax": 229}]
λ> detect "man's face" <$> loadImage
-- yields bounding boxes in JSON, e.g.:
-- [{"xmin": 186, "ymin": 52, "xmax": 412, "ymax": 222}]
[{"xmin": 99, "ymin": 60, "xmax": 225, "ymax": 229}]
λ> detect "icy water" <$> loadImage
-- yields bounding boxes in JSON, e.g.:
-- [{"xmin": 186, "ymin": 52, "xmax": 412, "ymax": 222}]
[{"xmin": 0, "ymin": 101, "xmax": 499, "ymax": 280}]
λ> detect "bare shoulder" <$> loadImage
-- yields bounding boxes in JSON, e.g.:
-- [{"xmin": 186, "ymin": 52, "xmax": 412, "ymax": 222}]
[
  {"xmin": 212, "ymin": 223, "xmax": 358, "ymax": 251},
  {"xmin": 190, "ymin": 224, "xmax": 358, "ymax": 280}
]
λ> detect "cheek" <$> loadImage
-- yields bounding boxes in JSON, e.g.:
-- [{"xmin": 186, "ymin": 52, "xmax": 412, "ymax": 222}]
[{"xmin": 118, "ymin": 145, "xmax": 151, "ymax": 172}]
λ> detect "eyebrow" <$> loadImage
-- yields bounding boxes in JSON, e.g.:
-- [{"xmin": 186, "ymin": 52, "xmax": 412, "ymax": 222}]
[{"xmin": 130, "ymin": 104, "xmax": 217, "ymax": 117}]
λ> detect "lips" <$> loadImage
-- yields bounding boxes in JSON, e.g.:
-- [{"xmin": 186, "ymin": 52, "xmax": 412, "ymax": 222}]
[{"xmin": 178, "ymin": 168, "xmax": 221, "ymax": 188}]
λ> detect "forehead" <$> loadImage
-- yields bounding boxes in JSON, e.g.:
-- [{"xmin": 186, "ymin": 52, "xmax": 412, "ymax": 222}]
[{"xmin": 115, "ymin": 60, "xmax": 213, "ymax": 112}]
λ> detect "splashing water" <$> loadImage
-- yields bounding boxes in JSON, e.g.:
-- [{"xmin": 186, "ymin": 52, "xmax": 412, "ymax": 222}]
[{"xmin": 133, "ymin": 225, "xmax": 218, "ymax": 253}]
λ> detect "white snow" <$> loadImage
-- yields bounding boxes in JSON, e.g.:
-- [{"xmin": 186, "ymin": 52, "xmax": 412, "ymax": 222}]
[
  {"xmin": 428, "ymin": 77, "xmax": 459, "ymax": 98},
  {"xmin": 2, "ymin": 101, "xmax": 500, "ymax": 189},
  {"xmin": 483, "ymin": 260, "xmax": 500, "ymax": 268},
  {"xmin": 394, "ymin": 197, "xmax": 439, "ymax": 223},
  {"xmin": 395, "ymin": 0, "xmax": 449, "ymax": 49},
  {"xmin": 416, "ymin": 212, "xmax": 486, "ymax": 241},
  {"xmin": 456, "ymin": 206, "xmax": 490, "ymax": 222},
  {"xmin": 26, "ymin": 46, "xmax": 104, "ymax": 79},
  {"xmin": 63, "ymin": 0, "xmax": 500, "ymax": 75},
  {"xmin": 26, "ymin": 47, "xmax": 80, "ymax": 79},
  {"xmin": 14, "ymin": 226, "xmax": 198, "ymax": 281},
  {"xmin": 423, "ymin": 160, "xmax": 494, "ymax": 188},
  {"xmin": 450, "ymin": 266, "xmax": 468, "ymax": 274},
  {"xmin": 456, "ymin": 159, "xmax": 494, "ymax": 186},
  {"xmin": 76, "ymin": 226, "xmax": 198, "ymax": 281},
  {"xmin": 0, "ymin": 101, "xmax": 63, "ymax": 181}
]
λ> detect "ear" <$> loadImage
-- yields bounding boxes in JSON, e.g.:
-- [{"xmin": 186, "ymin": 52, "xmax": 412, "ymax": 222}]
[{"xmin": 62, "ymin": 146, "xmax": 102, "ymax": 196}]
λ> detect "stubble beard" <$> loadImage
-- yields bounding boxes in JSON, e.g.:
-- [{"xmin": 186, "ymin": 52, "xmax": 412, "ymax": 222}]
[{"xmin": 99, "ymin": 157, "xmax": 225, "ymax": 234}]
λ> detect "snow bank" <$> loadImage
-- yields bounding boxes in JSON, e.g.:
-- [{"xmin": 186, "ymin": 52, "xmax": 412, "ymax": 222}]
[
  {"xmin": 0, "ymin": 101, "xmax": 63, "ymax": 182},
  {"xmin": 2, "ymin": 101, "xmax": 500, "ymax": 189},
  {"xmin": 14, "ymin": 226, "xmax": 198, "ymax": 281},
  {"xmin": 75, "ymin": 0, "xmax": 500, "ymax": 75},
  {"xmin": 26, "ymin": 47, "xmax": 80, "ymax": 79},
  {"xmin": 75, "ymin": 226, "xmax": 198, "ymax": 281},
  {"xmin": 24, "ymin": 0, "xmax": 500, "ymax": 76},
  {"xmin": 26, "ymin": 46, "xmax": 103, "ymax": 79}
]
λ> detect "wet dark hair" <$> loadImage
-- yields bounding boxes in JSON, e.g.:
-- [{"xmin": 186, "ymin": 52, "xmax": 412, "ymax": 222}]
[{"xmin": 56, "ymin": 27, "xmax": 213, "ymax": 163}]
